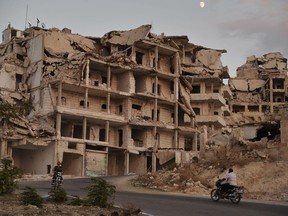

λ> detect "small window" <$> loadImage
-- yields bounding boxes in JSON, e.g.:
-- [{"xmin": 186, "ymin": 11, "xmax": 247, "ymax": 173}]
[
  {"xmin": 132, "ymin": 104, "xmax": 141, "ymax": 110},
  {"xmin": 101, "ymin": 104, "xmax": 107, "ymax": 110},
  {"xmin": 191, "ymin": 85, "xmax": 201, "ymax": 94},
  {"xmin": 136, "ymin": 51, "xmax": 144, "ymax": 64},
  {"xmin": 80, "ymin": 100, "xmax": 89, "ymax": 107}
]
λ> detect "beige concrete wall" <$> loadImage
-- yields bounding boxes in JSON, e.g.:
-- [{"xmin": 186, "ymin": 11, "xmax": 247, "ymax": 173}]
[
  {"xmin": 129, "ymin": 154, "xmax": 146, "ymax": 174},
  {"xmin": 85, "ymin": 150, "xmax": 107, "ymax": 176},
  {"xmin": 0, "ymin": 63, "xmax": 16, "ymax": 90},
  {"xmin": 158, "ymin": 130, "xmax": 174, "ymax": 148},
  {"xmin": 159, "ymin": 55, "xmax": 171, "ymax": 73},
  {"xmin": 159, "ymin": 105, "xmax": 174, "ymax": 124},
  {"xmin": 158, "ymin": 78, "xmax": 173, "ymax": 99},
  {"xmin": 12, "ymin": 144, "xmax": 54, "ymax": 174},
  {"xmin": 115, "ymin": 71, "xmax": 135, "ymax": 93}
]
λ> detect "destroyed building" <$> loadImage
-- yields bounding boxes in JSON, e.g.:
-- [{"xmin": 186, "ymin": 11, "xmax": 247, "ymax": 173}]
[
  {"xmin": 229, "ymin": 52, "xmax": 288, "ymax": 145},
  {"xmin": 0, "ymin": 24, "xmax": 231, "ymax": 176}
]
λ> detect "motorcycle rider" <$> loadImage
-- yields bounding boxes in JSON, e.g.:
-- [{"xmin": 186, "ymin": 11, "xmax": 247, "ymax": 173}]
[
  {"xmin": 220, "ymin": 168, "xmax": 237, "ymax": 194},
  {"xmin": 52, "ymin": 161, "xmax": 63, "ymax": 184}
]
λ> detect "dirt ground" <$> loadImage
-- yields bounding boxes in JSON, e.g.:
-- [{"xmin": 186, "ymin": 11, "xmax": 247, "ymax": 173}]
[{"xmin": 132, "ymin": 160, "xmax": 288, "ymax": 202}]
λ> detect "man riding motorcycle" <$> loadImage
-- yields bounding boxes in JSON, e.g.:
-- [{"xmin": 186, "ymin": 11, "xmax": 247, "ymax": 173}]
[
  {"xmin": 51, "ymin": 161, "xmax": 63, "ymax": 184},
  {"xmin": 220, "ymin": 168, "xmax": 237, "ymax": 194}
]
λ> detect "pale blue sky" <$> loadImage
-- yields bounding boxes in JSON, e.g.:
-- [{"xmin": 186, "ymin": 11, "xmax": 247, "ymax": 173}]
[{"xmin": 1, "ymin": 0, "xmax": 287, "ymax": 77}]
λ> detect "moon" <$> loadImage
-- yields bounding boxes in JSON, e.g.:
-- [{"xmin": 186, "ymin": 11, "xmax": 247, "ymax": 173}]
[{"xmin": 200, "ymin": 1, "xmax": 205, "ymax": 8}]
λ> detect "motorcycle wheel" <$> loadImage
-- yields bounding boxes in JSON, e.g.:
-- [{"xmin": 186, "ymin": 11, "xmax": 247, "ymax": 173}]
[
  {"xmin": 230, "ymin": 192, "xmax": 241, "ymax": 204},
  {"xmin": 210, "ymin": 189, "xmax": 220, "ymax": 201}
]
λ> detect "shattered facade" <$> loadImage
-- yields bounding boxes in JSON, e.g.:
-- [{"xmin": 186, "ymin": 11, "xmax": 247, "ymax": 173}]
[
  {"xmin": 0, "ymin": 24, "xmax": 231, "ymax": 176},
  {"xmin": 228, "ymin": 53, "xmax": 288, "ymax": 144}
]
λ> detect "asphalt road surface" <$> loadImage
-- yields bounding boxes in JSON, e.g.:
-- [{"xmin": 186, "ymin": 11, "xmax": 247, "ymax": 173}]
[{"xmin": 17, "ymin": 176, "xmax": 288, "ymax": 216}]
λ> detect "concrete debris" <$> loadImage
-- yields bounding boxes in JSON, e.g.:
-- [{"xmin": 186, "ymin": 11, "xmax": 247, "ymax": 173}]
[{"xmin": 0, "ymin": 24, "xmax": 287, "ymax": 179}]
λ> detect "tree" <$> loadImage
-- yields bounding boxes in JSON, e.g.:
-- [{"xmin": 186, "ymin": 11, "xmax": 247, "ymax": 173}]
[{"xmin": 0, "ymin": 158, "xmax": 22, "ymax": 195}]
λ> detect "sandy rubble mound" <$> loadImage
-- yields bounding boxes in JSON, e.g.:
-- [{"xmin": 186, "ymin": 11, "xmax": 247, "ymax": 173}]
[{"xmin": 132, "ymin": 160, "xmax": 288, "ymax": 202}]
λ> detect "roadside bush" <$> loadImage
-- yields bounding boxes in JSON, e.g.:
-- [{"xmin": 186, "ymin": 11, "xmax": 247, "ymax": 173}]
[
  {"xmin": 0, "ymin": 158, "xmax": 22, "ymax": 195},
  {"xmin": 49, "ymin": 187, "xmax": 67, "ymax": 203},
  {"xmin": 85, "ymin": 177, "xmax": 116, "ymax": 208},
  {"xmin": 19, "ymin": 186, "xmax": 43, "ymax": 208}
]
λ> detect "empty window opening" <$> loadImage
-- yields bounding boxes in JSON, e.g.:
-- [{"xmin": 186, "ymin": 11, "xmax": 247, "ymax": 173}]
[
  {"xmin": 184, "ymin": 137, "xmax": 193, "ymax": 151},
  {"xmin": 152, "ymin": 83, "xmax": 161, "ymax": 95},
  {"xmin": 170, "ymin": 81, "xmax": 174, "ymax": 94},
  {"xmin": 136, "ymin": 51, "xmax": 144, "ymax": 64},
  {"xmin": 102, "ymin": 76, "xmax": 107, "ymax": 84},
  {"xmin": 73, "ymin": 125, "xmax": 83, "ymax": 139},
  {"xmin": 16, "ymin": 74, "xmax": 22, "ymax": 86},
  {"xmin": 80, "ymin": 100, "xmax": 89, "ymax": 107},
  {"xmin": 191, "ymin": 85, "xmax": 201, "ymax": 94},
  {"xmin": 213, "ymin": 88, "xmax": 220, "ymax": 93},
  {"xmin": 132, "ymin": 104, "xmax": 141, "ymax": 110},
  {"xmin": 86, "ymin": 144, "xmax": 106, "ymax": 151},
  {"xmin": 101, "ymin": 104, "xmax": 107, "ymax": 110},
  {"xmin": 118, "ymin": 130, "xmax": 123, "ymax": 147},
  {"xmin": 68, "ymin": 142, "xmax": 77, "ymax": 149},
  {"xmin": 94, "ymin": 80, "xmax": 99, "ymax": 86},
  {"xmin": 131, "ymin": 129, "xmax": 143, "ymax": 147},
  {"xmin": 193, "ymin": 107, "xmax": 200, "ymax": 115},
  {"xmin": 152, "ymin": 109, "xmax": 160, "ymax": 121},
  {"xmin": 118, "ymin": 105, "xmax": 123, "ymax": 114},
  {"xmin": 248, "ymin": 105, "xmax": 259, "ymax": 112},
  {"xmin": 232, "ymin": 105, "xmax": 245, "ymax": 113},
  {"xmin": 99, "ymin": 129, "xmax": 106, "ymax": 142},
  {"xmin": 214, "ymin": 111, "xmax": 218, "ymax": 115},
  {"xmin": 171, "ymin": 113, "xmax": 175, "ymax": 123}
]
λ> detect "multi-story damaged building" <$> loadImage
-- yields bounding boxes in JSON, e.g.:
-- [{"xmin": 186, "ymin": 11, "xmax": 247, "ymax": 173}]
[
  {"xmin": 228, "ymin": 53, "xmax": 288, "ymax": 144},
  {"xmin": 0, "ymin": 24, "xmax": 230, "ymax": 176}
]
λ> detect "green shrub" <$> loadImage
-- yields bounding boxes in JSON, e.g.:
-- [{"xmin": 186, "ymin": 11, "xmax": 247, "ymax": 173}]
[
  {"xmin": 68, "ymin": 195, "xmax": 83, "ymax": 206},
  {"xmin": 49, "ymin": 187, "xmax": 67, "ymax": 203},
  {"xmin": 85, "ymin": 177, "xmax": 116, "ymax": 208},
  {"xmin": 19, "ymin": 186, "xmax": 43, "ymax": 208},
  {"xmin": 0, "ymin": 159, "xmax": 22, "ymax": 195}
]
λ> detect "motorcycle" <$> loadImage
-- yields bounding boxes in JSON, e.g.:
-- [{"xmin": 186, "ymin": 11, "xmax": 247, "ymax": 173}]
[
  {"xmin": 210, "ymin": 178, "xmax": 243, "ymax": 204},
  {"xmin": 51, "ymin": 171, "xmax": 63, "ymax": 189}
]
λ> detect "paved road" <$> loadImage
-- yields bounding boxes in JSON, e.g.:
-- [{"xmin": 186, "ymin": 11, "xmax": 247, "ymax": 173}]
[{"xmin": 17, "ymin": 176, "xmax": 288, "ymax": 216}]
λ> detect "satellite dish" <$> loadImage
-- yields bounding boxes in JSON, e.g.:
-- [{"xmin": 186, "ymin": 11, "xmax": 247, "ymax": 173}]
[{"xmin": 41, "ymin": 22, "xmax": 45, "ymax": 28}]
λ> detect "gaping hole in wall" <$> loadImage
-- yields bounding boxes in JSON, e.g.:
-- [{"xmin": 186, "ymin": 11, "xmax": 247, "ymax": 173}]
[
  {"xmin": 16, "ymin": 74, "xmax": 22, "ymax": 89},
  {"xmin": 118, "ymin": 45, "xmax": 132, "ymax": 56},
  {"xmin": 256, "ymin": 122, "xmax": 280, "ymax": 141},
  {"xmin": 273, "ymin": 79, "xmax": 284, "ymax": 89},
  {"xmin": 132, "ymin": 128, "xmax": 144, "ymax": 147},
  {"xmin": 136, "ymin": 51, "xmax": 144, "ymax": 65}
]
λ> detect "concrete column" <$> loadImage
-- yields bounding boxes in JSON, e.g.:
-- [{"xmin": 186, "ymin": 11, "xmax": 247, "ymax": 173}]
[
  {"xmin": 82, "ymin": 117, "xmax": 87, "ymax": 140},
  {"xmin": 270, "ymin": 78, "xmax": 274, "ymax": 113},
  {"xmin": 0, "ymin": 139, "xmax": 7, "ymax": 158},
  {"xmin": 154, "ymin": 46, "xmax": 158, "ymax": 69},
  {"xmin": 84, "ymin": 88, "xmax": 88, "ymax": 108},
  {"xmin": 57, "ymin": 82, "xmax": 62, "ymax": 106},
  {"xmin": 107, "ymin": 93, "xmax": 111, "ymax": 113},
  {"xmin": 107, "ymin": 65, "xmax": 111, "ymax": 89},
  {"xmin": 56, "ymin": 113, "xmax": 61, "ymax": 138},
  {"xmin": 124, "ymin": 151, "xmax": 130, "ymax": 175},
  {"xmin": 193, "ymin": 132, "xmax": 198, "ymax": 151},
  {"xmin": 105, "ymin": 121, "xmax": 109, "ymax": 142},
  {"xmin": 85, "ymin": 59, "xmax": 90, "ymax": 86}
]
